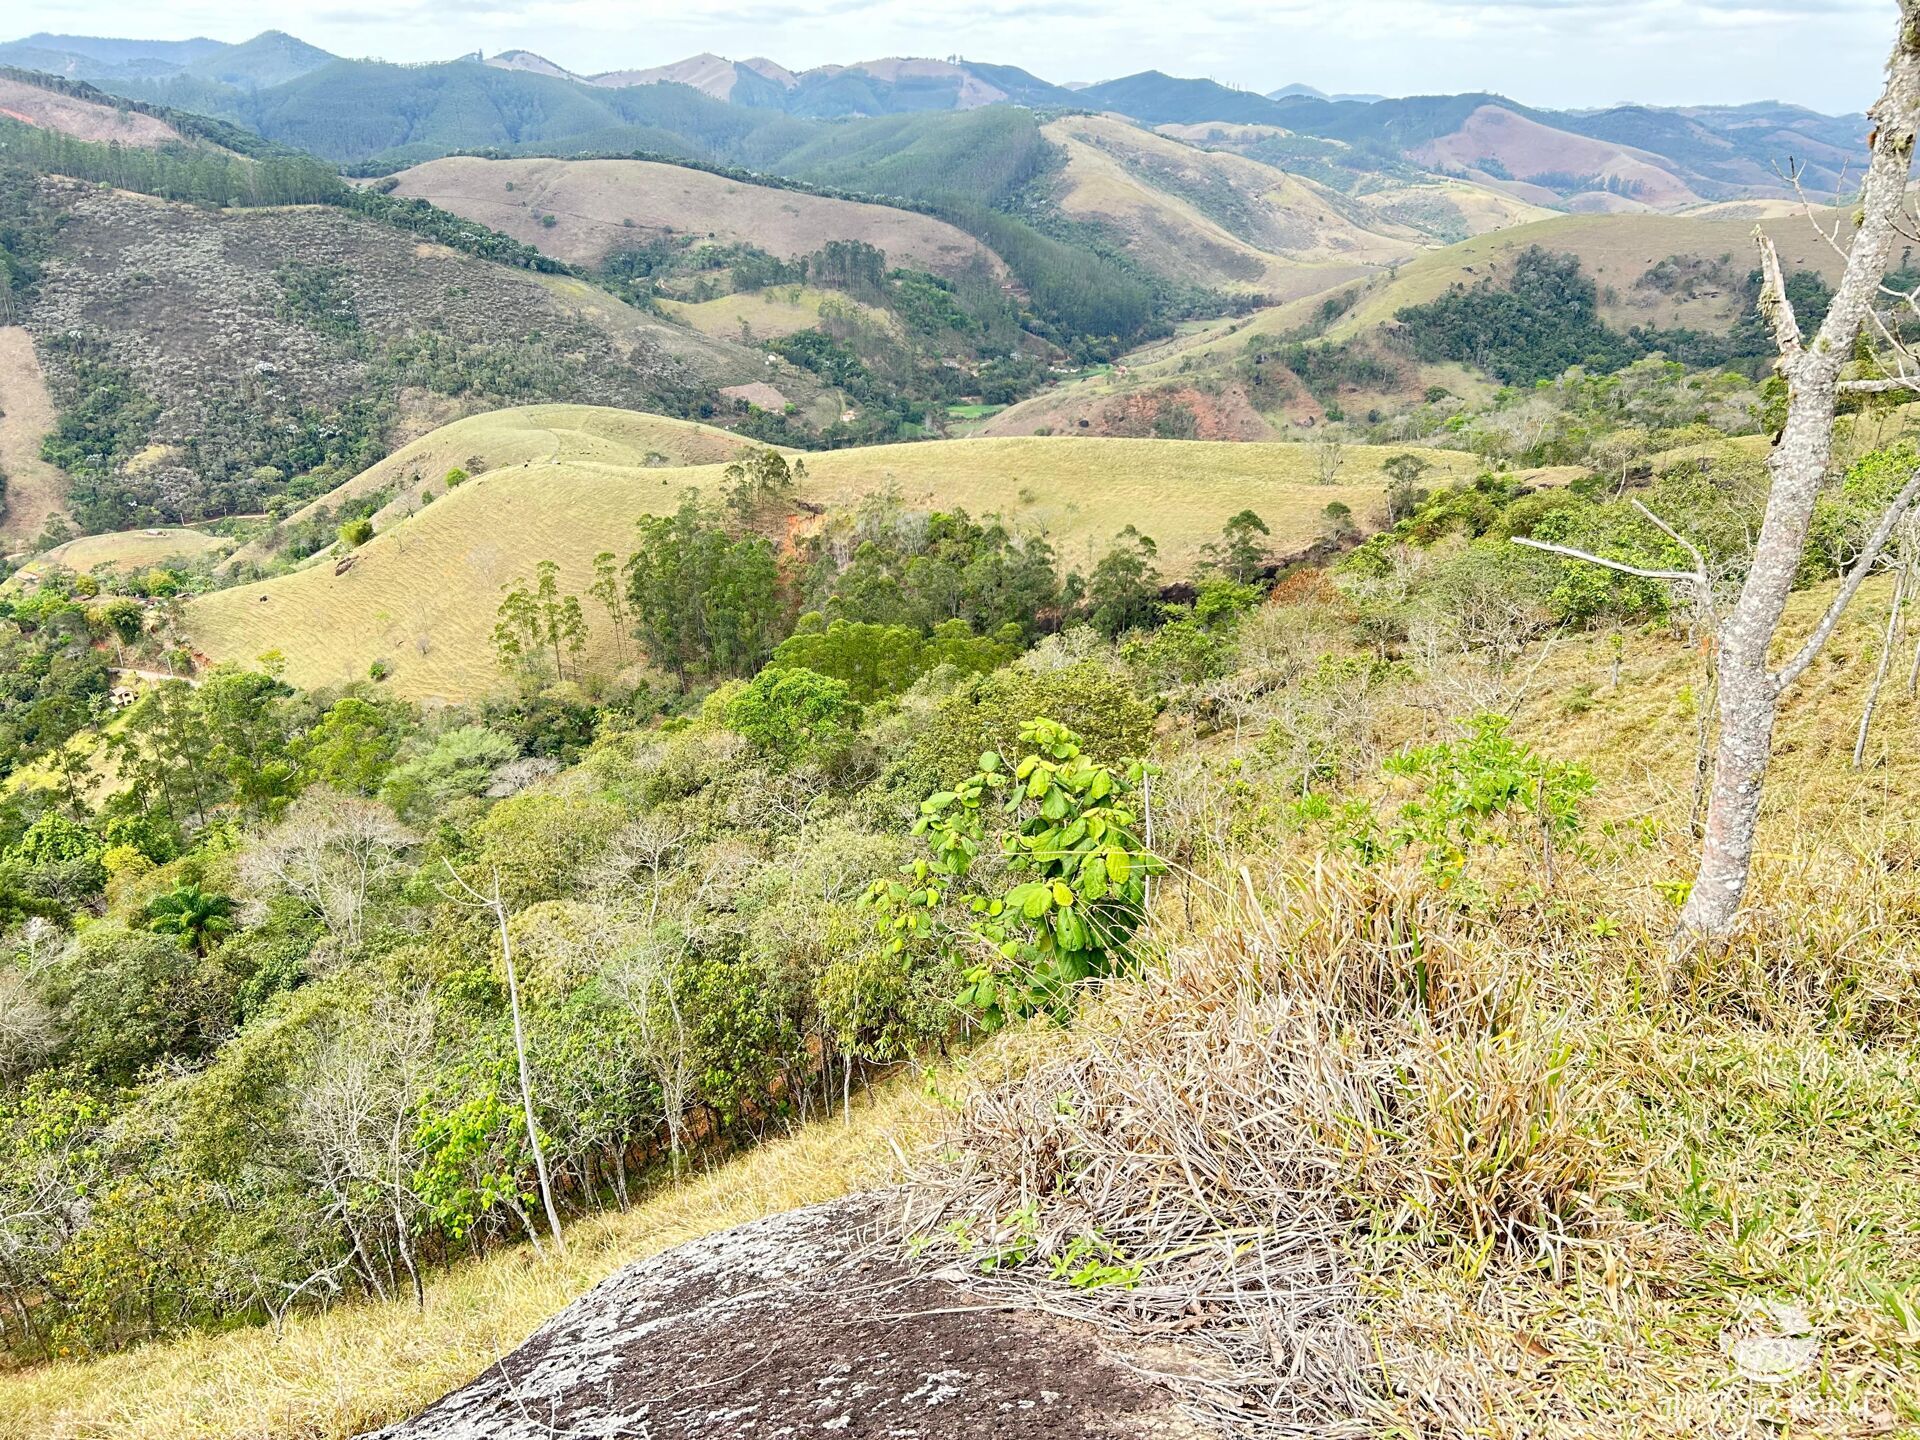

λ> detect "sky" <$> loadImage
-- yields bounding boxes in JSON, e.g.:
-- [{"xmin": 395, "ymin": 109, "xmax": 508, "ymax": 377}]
[{"xmin": 14, "ymin": 0, "xmax": 1898, "ymax": 113}]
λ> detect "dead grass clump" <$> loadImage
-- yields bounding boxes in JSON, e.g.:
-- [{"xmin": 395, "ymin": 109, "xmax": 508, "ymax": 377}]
[
  {"xmin": 905, "ymin": 861, "xmax": 1628, "ymax": 1433},
  {"xmin": 1677, "ymin": 833, "xmax": 1920, "ymax": 1042}
]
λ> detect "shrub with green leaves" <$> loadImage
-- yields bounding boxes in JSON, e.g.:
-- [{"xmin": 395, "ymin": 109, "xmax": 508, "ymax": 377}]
[
  {"xmin": 1382, "ymin": 714, "xmax": 1595, "ymax": 885},
  {"xmin": 865, "ymin": 718, "xmax": 1163, "ymax": 1028}
]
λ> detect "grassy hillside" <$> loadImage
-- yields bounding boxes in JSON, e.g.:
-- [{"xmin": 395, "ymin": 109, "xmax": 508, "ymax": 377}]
[
  {"xmin": 1325, "ymin": 209, "xmax": 1850, "ymax": 340},
  {"xmin": 13, "ymin": 563, "xmax": 1920, "ymax": 1438},
  {"xmin": 659, "ymin": 285, "xmax": 895, "ymax": 341},
  {"xmin": 0, "ymin": 72, "xmax": 184, "ymax": 146},
  {"xmin": 10, "ymin": 526, "xmax": 228, "ymax": 587},
  {"xmin": 386, "ymin": 156, "xmax": 1000, "ymax": 277},
  {"xmin": 981, "ymin": 204, "xmax": 1855, "ymax": 438},
  {"xmin": 1410, "ymin": 102, "xmax": 1704, "ymax": 208},
  {"xmin": 222, "ymin": 406, "xmax": 763, "ymax": 574},
  {"xmin": 186, "ymin": 410, "xmax": 1484, "ymax": 700},
  {"xmin": 1041, "ymin": 115, "xmax": 1416, "ymax": 298},
  {"xmin": 1153, "ymin": 122, "xmax": 1556, "ymax": 245},
  {"xmin": 0, "ymin": 325, "xmax": 68, "ymax": 551}
]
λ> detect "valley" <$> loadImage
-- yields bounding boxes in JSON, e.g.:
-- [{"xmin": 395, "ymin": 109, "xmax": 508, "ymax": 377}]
[{"xmin": 2, "ymin": 15, "xmax": 1918, "ymax": 1440}]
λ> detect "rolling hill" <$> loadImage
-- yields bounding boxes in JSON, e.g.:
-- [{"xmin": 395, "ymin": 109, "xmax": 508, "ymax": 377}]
[
  {"xmin": 185, "ymin": 405, "xmax": 1487, "ymax": 700},
  {"xmin": 1410, "ymin": 103, "xmax": 1705, "ymax": 209},
  {"xmin": 1317, "ymin": 208, "xmax": 1850, "ymax": 340},
  {"xmin": 9, "ymin": 176, "xmax": 800, "ymax": 530},
  {"xmin": 4, "ymin": 31, "xmax": 1864, "ymax": 215},
  {"xmin": 384, "ymin": 156, "xmax": 1002, "ymax": 276},
  {"xmin": 977, "ymin": 206, "xmax": 1852, "ymax": 438},
  {"xmin": 1040, "ymin": 114, "xmax": 1418, "ymax": 296},
  {"xmin": 220, "ymin": 405, "xmax": 764, "ymax": 575}
]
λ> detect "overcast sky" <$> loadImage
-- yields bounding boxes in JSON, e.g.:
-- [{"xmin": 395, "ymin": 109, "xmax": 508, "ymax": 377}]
[{"xmin": 16, "ymin": 0, "xmax": 1897, "ymax": 113}]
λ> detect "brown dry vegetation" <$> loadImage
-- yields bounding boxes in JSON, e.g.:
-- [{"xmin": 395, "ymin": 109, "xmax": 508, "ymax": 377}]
[
  {"xmin": 1413, "ymin": 104, "xmax": 1702, "ymax": 208},
  {"xmin": 911, "ymin": 577, "xmax": 1920, "ymax": 1437},
  {"xmin": 387, "ymin": 156, "xmax": 999, "ymax": 276},
  {"xmin": 0, "ymin": 325, "xmax": 68, "ymax": 550},
  {"xmin": 20, "ymin": 180, "xmax": 784, "ymax": 522},
  {"xmin": 0, "ymin": 77, "xmax": 182, "ymax": 148}
]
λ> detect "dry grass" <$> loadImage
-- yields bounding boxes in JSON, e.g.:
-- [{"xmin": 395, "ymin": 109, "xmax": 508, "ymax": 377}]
[
  {"xmin": 660, "ymin": 285, "xmax": 893, "ymax": 342},
  {"xmin": 387, "ymin": 157, "xmax": 996, "ymax": 277},
  {"xmin": 0, "ymin": 326, "xmax": 70, "ymax": 553},
  {"xmin": 9, "ymin": 528, "xmax": 230, "ymax": 588},
  {"xmin": 186, "ymin": 415, "xmax": 1484, "ymax": 701},
  {"xmin": 906, "ymin": 579, "xmax": 1920, "ymax": 1436},
  {"xmin": 0, "ymin": 77, "xmax": 182, "ymax": 149},
  {"xmin": 1329, "ymin": 211, "xmax": 1851, "ymax": 340},
  {"xmin": 1042, "ymin": 116, "xmax": 1410, "ymax": 297},
  {"xmin": 0, "ymin": 1073, "xmax": 955, "ymax": 1440},
  {"xmin": 907, "ymin": 861, "xmax": 1629, "ymax": 1436},
  {"xmin": 222, "ymin": 404, "xmax": 758, "ymax": 575}
]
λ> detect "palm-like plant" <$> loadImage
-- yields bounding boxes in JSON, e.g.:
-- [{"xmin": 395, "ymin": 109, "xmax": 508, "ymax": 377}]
[{"xmin": 146, "ymin": 884, "xmax": 237, "ymax": 955}]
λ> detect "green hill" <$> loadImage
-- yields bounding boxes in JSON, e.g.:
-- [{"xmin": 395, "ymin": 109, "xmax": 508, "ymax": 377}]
[{"xmin": 185, "ymin": 407, "xmax": 1485, "ymax": 700}]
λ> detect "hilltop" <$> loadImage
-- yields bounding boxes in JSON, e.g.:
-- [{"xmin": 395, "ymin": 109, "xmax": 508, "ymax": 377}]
[{"xmin": 184, "ymin": 404, "xmax": 1485, "ymax": 700}]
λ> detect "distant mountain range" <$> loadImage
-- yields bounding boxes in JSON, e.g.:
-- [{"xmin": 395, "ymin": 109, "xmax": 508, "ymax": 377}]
[{"xmin": 0, "ymin": 29, "xmax": 1870, "ymax": 208}]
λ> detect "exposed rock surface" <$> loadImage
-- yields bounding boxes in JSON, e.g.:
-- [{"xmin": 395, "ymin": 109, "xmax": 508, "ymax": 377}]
[{"xmin": 366, "ymin": 1193, "xmax": 1210, "ymax": 1439}]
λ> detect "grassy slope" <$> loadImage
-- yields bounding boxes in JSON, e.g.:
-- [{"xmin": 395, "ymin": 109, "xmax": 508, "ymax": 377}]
[
  {"xmin": 13, "ymin": 578, "xmax": 1920, "ymax": 1437},
  {"xmin": 1327, "ymin": 209, "xmax": 1851, "ymax": 338},
  {"xmin": 0, "ymin": 326, "xmax": 69, "ymax": 552},
  {"xmin": 187, "ymin": 414, "xmax": 1484, "ymax": 701},
  {"xmin": 0, "ymin": 75, "xmax": 184, "ymax": 148},
  {"xmin": 10, "ymin": 528, "xmax": 229, "ymax": 587},
  {"xmin": 1041, "ymin": 115, "xmax": 1417, "ymax": 297},
  {"xmin": 386, "ymin": 156, "xmax": 999, "ymax": 276},
  {"xmin": 659, "ymin": 285, "xmax": 895, "ymax": 342},
  {"xmin": 223, "ymin": 406, "xmax": 761, "ymax": 574},
  {"xmin": 984, "ymin": 206, "xmax": 1854, "ymax": 437}
]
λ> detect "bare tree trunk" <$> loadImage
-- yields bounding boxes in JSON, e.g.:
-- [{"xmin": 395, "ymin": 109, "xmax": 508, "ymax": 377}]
[
  {"xmin": 1854, "ymin": 569, "xmax": 1906, "ymax": 768},
  {"xmin": 1677, "ymin": 12, "xmax": 1920, "ymax": 939},
  {"xmin": 444, "ymin": 861, "xmax": 565, "ymax": 1253},
  {"xmin": 496, "ymin": 886, "xmax": 565, "ymax": 1254},
  {"xmin": 1690, "ymin": 630, "xmax": 1719, "ymax": 839}
]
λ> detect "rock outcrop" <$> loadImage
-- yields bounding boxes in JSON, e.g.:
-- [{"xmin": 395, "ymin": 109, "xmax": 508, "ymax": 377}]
[{"xmin": 365, "ymin": 1193, "xmax": 1208, "ymax": 1439}]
